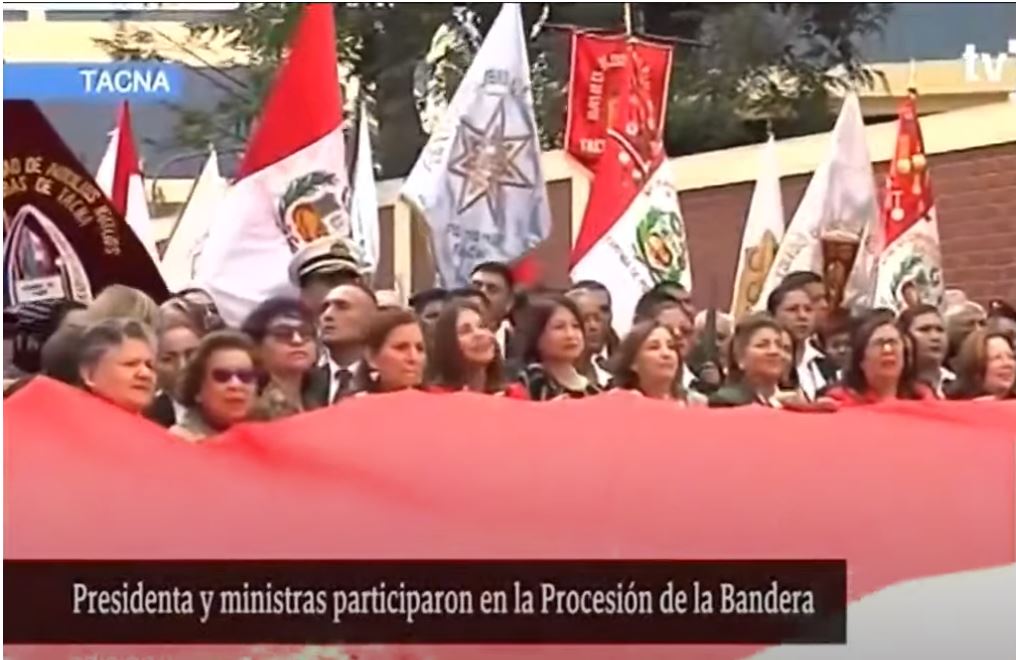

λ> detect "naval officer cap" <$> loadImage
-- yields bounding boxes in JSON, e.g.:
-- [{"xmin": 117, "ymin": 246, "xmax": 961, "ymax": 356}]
[{"xmin": 288, "ymin": 236, "xmax": 363, "ymax": 287}]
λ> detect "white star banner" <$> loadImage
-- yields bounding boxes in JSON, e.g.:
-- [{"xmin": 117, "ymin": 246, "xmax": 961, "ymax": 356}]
[{"xmin": 401, "ymin": 2, "xmax": 552, "ymax": 286}]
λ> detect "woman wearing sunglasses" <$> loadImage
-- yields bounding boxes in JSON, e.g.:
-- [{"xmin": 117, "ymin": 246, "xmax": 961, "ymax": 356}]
[
  {"xmin": 170, "ymin": 330, "xmax": 260, "ymax": 441},
  {"xmin": 240, "ymin": 297, "xmax": 325, "ymax": 420}
]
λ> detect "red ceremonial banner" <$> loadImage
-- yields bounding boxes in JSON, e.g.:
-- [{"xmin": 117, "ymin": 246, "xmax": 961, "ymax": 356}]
[
  {"xmin": 565, "ymin": 32, "xmax": 673, "ymax": 173},
  {"xmin": 4, "ymin": 378, "xmax": 1014, "ymax": 659}
]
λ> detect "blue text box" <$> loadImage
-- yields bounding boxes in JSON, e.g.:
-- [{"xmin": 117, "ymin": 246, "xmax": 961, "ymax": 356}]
[{"xmin": 3, "ymin": 62, "xmax": 184, "ymax": 102}]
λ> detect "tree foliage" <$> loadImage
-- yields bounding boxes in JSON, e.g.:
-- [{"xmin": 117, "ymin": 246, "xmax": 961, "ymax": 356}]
[{"xmin": 96, "ymin": 2, "xmax": 890, "ymax": 175}]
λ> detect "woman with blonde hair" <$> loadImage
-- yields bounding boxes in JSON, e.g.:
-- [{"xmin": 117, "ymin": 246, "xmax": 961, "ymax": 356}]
[{"xmin": 83, "ymin": 284, "xmax": 161, "ymax": 327}]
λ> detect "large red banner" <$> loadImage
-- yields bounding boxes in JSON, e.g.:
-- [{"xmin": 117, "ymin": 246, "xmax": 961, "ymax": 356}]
[
  {"xmin": 565, "ymin": 32, "xmax": 673, "ymax": 173},
  {"xmin": 5, "ymin": 377, "xmax": 1015, "ymax": 658}
]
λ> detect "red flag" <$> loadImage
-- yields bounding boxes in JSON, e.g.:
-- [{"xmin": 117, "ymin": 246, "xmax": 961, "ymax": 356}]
[
  {"xmin": 192, "ymin": 4, "xmax": 353, "ymax": 325},
  {"xmin": 4, "ymin": 379, "xmax": 1014, "ymax": 658},
  {"xmin": 873, "ymin": 93, "xmax": 945, "ymax": 310},
  {"xmin": 565, "ymin": 32, "xmax": 672, "ymax": 173},
  {"xmin": 881, "ymin": 95, "xmax": 934, "ymax": 246},
  {"xmin": 570, "ymin": 43, "xmax": 667, "ymax": 268},
  {"xmin": 95, "ymin": 101, "xmax": 160, "ymax": 265}
]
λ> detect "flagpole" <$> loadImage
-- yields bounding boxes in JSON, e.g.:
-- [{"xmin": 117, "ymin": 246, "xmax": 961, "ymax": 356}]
[{"xmin": 623, "ymin": 3, "xmax": 633, "ymax": 36}]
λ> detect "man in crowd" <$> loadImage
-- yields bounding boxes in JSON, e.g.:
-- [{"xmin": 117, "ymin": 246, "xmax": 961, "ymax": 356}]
[
  {"xmin": 288, "ymin": 236, "xmax": 364, "ymax": 315},
  {"xmin": 898, "ymin": 304, "xmax": 951, "ymax": 397},
  {"xmin": 470, "ymin": 261, "xmax": 515, "ymax": 353},
  {"xmin": 316, "ymin": 283, "xmax": 378, "ymax": 404},
  {"xmin": 566, "ymin": 285, "xmax": 612, "ymax": 388},
  {"xmin": 782, "ymin": 271, "xmax": 831, "ymax": 330},
  {"xmin": 944, "ymin": 300, "xmax": 987, "ymax": 371},
  {"xmin": 767, "ymin": 276, "xmax": 831, "ymax": 400},
  {"xmin": 409, "ymin": 287, "xmax": 448, "ymax": 342}
]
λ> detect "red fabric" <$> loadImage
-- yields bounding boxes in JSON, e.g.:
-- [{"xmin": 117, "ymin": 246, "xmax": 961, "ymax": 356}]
[
  {"xmin": 510, "ymin": 252, "xmax": 543, "ymax": 287},
  {"xmin": 881, "ymin": 94, "xmax": 935, "ymax": 246},
  {"xmin": 569, "ymin": 43, "xmax": 668, "ymax": 267},
  {"xmin": 4, "ymin": 378, "xmax": 1014, "ymax": 659},
  {"xmin": 423, "ymin": 384, "xmax": 529, "ymax": 400},
  {"xmin": 108, "ymin": 101, "xmax": 140, "ymax": 217},
  {"xmin": 237, "ymin": 4, "xmax": 342, "ymax": 179},
  {"xmin": 564, "ymin": 32, "xmax": 673, "ymax": 173},
  {"xmin": 825, "ymin": 383, "xmax": 936, "ymax": 406}
]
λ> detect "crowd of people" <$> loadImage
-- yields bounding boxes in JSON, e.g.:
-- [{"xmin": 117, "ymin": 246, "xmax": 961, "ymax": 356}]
[{"xmin": 4, "ymin": 235, "xmax": 1015, "ymax": 441}]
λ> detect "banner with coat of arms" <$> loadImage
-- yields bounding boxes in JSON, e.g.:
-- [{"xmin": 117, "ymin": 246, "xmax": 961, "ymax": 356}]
[{"xmin": 873, "ymin": 94, "xmax": 944, "ymax": 311}]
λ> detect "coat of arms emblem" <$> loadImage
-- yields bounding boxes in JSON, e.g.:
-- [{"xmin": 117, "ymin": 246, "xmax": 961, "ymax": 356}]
[
  {"xmin": 276, "ymin": 170, "xmax": 350, "ymax": 252},
  {"xmin": 633, "ymin": 206, "xmax": 689, "ymax": 285}
]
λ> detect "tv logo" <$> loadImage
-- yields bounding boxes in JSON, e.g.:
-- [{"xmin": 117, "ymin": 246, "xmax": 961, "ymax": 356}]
[{"xmin": 961, "ymin": 39, "xmax": 1016, "ymax": 102}]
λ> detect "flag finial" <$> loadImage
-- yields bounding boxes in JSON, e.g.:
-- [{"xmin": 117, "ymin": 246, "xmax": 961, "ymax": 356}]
[{"xmin": 907, "ymin": 58, "xmax": 918, "ymax": 96}]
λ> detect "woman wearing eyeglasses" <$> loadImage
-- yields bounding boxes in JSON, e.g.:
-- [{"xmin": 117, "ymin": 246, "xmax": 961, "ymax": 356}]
[
  {"xmin": 170, "ymin": 331, "xmax": 260, "ymax": 441},
  {"xmin": 240, "ymin": 297, "xmax": 325, "ymax": 420},
  {"xmin": 824, "ymin": 314, "xmax": 935, "ymax": 406}
]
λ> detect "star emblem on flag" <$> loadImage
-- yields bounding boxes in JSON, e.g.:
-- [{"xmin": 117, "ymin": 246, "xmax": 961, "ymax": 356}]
[{"xmin": 447, "ymin": 99, "xmax": 535, "ymax": 220}]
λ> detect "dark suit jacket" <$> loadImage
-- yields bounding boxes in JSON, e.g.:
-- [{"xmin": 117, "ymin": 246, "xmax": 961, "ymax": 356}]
[
  {"xmin": 144, "ymin": 392, "xmax": 178, "ymax": 428},
  {"xmin": 707, "ymin": 382, "xmax": 771, "ymax": 408},
  {"xmin": 303, "ymin": 365, "xmax": 332, "ymax": 408}
]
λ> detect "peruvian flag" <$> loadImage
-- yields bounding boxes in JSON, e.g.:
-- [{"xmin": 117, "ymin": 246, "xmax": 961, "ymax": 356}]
[
  {"xmin": 569, "ymin": 41, "xmax": 689, "ymax": 336},
  {"xmin": 95, "ymin": 101, "xmax": 161, "ymax": 270},
  {"xmin": 194, "ymin": 4, "xmax": 350, "ymax": 325},
  {"xmin": 872, "ymin": 93, "xmax": 944, "ymax": 311}
]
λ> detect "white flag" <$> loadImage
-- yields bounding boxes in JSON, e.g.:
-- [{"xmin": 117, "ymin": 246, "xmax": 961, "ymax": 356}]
[
  {"xmin": 730, "ymin": 134, "xmax": 785, "ymax": 318},
  {"xmin": 350, "ymin": 105, "xmax": 381, "ymax": 276},
  {"xmin": 571, "ymin": 160, "xmax": 691, "ymax": 337},
  {"xmin": 160, "ymin": 147, "xmax": 228, "ymax": 293},
  {"xmin": 756, "ymin": 93, "xmax": 880, "ymax": 311},
  {"xmin": 401, "ymin": 3, "xmax": 552, "ymax": 287},
  {"xmin": 192, "ymin": 5, "xmax": 350, "ymax": 326}
]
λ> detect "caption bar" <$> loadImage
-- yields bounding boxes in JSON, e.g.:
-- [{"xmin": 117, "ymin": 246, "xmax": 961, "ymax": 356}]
[{"xmin": 4, "ymin": 560, "xmax": 846, "ymax": 644}]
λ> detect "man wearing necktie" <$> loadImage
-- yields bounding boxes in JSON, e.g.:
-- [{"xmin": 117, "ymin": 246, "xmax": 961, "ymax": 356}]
[{"xmin": 315, "ymin": 283, "xmax": 378, "ymax": 404}]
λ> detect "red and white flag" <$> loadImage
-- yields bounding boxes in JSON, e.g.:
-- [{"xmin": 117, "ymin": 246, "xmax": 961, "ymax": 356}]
[
  {"xmin": 194, "ymin": 4, "xmax": 350, "ymax": 325},
  {"xmin": 95, "ymin": 101, "xmax": 161, "ymax": 269},
  {"xmin": 565, "ymin": 31, "xmax": 672, "ymax": 173},
  {"xmin": 872, "ymin": 93, "xmax": 944, "ymax": 311},
  {"xmin": 569, "ymin": 41, "xmax": 689, "ymax": 336}
]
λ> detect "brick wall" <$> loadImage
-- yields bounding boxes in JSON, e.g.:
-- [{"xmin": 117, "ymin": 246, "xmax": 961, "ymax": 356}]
[
  {"xmin": 679, "ymin": 142, "xmax": 1016, "ymax": 309},
  {"xmin": 401, "ymin": 142, "xmax": 1016, "ymax": 307}
]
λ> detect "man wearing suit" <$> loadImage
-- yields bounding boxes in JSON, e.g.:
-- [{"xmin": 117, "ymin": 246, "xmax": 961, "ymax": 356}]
[{"xmin": 312, "ymin": 283, "xmax": 378, "ymax": 405}]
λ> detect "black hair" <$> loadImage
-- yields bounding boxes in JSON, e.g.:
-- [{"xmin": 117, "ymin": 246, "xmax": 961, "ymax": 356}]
[
  {"xmin": 447, "ymin": 287, "xmax": 490, "ymax": 306},
  {"xmin": 240, "ymin": 296, "xmax": 316, "ymax": 344},
  {"xmin": 781, "ymin": 271, "xmax": 823, "ymax": 289},
  {"xmin": 766, "ymin": 280, "xmax": 813, "ymax": 315},
  {"xmin": 633, "ymin": 288, "xmax": 680, "ymax": 324},
  {"xmin": 512, "ymin": 294, "xmax": 583, "ymax": 365},
  {"xmin": 470, "ymin": 261, "xmax": 515, "ymax": 291},
  {"xmin": 408, "ymin": 287, "xmax": 449, "ymax": 314}
]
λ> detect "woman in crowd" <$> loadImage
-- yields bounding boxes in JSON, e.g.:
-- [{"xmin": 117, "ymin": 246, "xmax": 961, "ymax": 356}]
[
  {"xmin": 708, "ymin": 313, "xmax": 790, "ymax": 408},
  {"xmin": 425, "ymin": 299, "xmax": 527, "ymax": 398},
  {"xmin": 353, "ymin": 308, "xmax": 427, "ymax": 394},
  {"xmin": 824, "ymin": 315, "xmax": 934, "ymax": 405},
  {"xmin": 240, "ymin": 297, "xmax": 322, "ymax": 420},
  {"xmin": 609, "ymin": 320, "xmax": 702, "ymax": 405},
  {"xmin": 75, "ymin": 317, "xmax": 157, "ymax": 415},
  {"xmin": 146, "ymin": 316, "xmax": 202, "ymax": 427},
  {"xmin": 898, "ymin": 303, "xmax": 950, "ymax": 397},
  {"xmin": 513, "ymin": 294, "xmax": 602, "ymax": 400},
  {"xmin": 948, "ymin": 329, "xmax": 1016, "ymax": 401},
  {"xmin": 170, "ymin": 331, "xmax": 260, "ymax": 441},
  {"xmin": 83, "ymin": 284, "xmax": 161, "ymax": 328}
]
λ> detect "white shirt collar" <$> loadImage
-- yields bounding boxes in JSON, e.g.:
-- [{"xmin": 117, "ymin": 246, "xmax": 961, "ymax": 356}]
[{"xmin": 796, "ymin": 340, "xmax": 828, "ymax": 401}]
